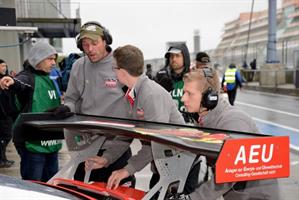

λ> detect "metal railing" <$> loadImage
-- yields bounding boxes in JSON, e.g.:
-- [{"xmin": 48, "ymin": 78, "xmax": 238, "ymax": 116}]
[{"xmin": 241, "ymin": 68, "xmax": 299, "ymax": 89}]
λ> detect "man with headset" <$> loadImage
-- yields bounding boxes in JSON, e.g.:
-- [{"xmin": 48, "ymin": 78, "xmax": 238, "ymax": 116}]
[
  {"xmin": 167, "ymin": 68, "xmax": 280, "ymax": 200},
  {"xmin": 52, "ymin": 21, "xmax": 134, "ymax": 185}
]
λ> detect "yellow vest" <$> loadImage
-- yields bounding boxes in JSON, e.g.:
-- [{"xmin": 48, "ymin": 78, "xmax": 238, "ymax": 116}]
[{"xmin": 224, "ymin": 68, "xmax": 237, "ymax": 84}]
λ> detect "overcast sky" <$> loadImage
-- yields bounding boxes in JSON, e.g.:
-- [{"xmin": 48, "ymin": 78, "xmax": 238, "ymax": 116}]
[{"xmin": 63, "ymin": 0, "xmax": 282, "ymax": 59}]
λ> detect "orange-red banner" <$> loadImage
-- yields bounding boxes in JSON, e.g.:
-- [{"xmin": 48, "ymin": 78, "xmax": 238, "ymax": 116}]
[{"xmin": 216, "ymin": 136, "xmax": 289, "ymax": 183}]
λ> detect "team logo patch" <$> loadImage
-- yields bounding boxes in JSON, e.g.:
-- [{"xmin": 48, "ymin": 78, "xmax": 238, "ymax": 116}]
[
  {"xmin": 104, "ymin": 78, "xmax": 118, "ymax": 88},
  {"xmin": 136, "ymin": 108, "xmax": 144, "ymax": 120},
  {"xmin": 85, "ymin": 25, "xmax": 97, "ymax": 31}
]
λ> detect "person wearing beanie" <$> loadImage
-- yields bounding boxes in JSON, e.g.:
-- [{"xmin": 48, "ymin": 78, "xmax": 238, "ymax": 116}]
[
  {"xmin": 0, "ymin": 42, "xmax": 63, "ymax": 182},
  {"xmin": 27, "ymin": 42, "xmax": 57, "ymax": 71},
  {"xmin": 0, "ymin": 59, "xmax": 18, "ymax": 168},
  {"xmin": 194, "ymin": 51, "xmax": 210, "ymax": 69}
]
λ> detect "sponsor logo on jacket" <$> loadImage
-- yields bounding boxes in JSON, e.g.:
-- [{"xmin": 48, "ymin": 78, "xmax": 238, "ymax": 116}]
[
  {"xmin": 136, "ymin": 107, "xmax": 144, "ymax": 120},
  {"xmin": 104, "ymin": 78, "xmax": 118, "ymax": 88},
  {"xmin": 40, "ymin": 140, "xmax": 62, "ymax": 146}
]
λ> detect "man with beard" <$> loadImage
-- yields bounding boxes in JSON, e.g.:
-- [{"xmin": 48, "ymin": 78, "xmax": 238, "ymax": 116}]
[
  {"xmin": 50, "ymin": 21, "xmax": 134, "ymax": 186},
  {"xmin": 155, "ymin": 44, "xmax": 191, "ymax": 123}
]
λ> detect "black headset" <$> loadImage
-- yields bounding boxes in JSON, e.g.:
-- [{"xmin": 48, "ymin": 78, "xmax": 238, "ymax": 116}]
[
  {"xmin": 76, "ymin": 21, "xmax": 113, "ymax": 51},
  {"xmin": 200, "ymin": 67, "xmax": 219, "ymax": 111}
]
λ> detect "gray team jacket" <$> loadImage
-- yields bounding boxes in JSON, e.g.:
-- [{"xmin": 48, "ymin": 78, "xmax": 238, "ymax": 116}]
[
  {"xmin": 64, "ymin": 53, "xmax": 128, "ymax": 117},
  {"xmin": 64, "ymin": 53, "xmax": 131, "ymax": 160},
  {"xmin": 189, "ymin": 95, "xmax": 281, "ymax": 200},
  {"xmin": 103, "ymin": 74, "xmax": 185, "ymax": 174}
]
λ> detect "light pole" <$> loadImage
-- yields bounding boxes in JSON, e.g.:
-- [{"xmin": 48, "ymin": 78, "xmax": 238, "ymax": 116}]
[{"xmin": 266, "ymin": 0, "xmax": 279, "ymax": 63}]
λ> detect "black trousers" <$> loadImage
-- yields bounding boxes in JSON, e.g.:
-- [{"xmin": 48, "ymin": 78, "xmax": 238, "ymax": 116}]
[
  {"xmin": 0, "ymin": 118, "xmax": 13, "ymax": 161},
  {"xmin": 227, "ymin": 88, "xmax": 237, "ymax": 105},
  {"xmin": 74, "ymin": 148, "xmax": 135, "ymax": 187}
]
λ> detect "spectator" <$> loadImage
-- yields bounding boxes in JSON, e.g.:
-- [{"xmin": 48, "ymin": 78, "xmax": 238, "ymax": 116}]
[
  {"xmin": 0, "ymin": 59, "xmax": 17, "ymax": 168},
  {"xmin": 250, "ymin": 58, "xmax": 257, "ymax": 70},
  {"xmin": 58, "ymin": 53, "xmax": 81, "ymax": 92},
  {"xmin": 51, "ymin": 21, "xmax": 134, "ymax": 185},
  {"xmin": 145, "ymin": 63, "xmax": 154, "ymax": 80},
  {"xmin": 85, "ymin": 44, "xmax": 185, "ymax": 190},
  {"xmin": 242, "ymin": 61, "xmax": 248, "ymax": 69},
  {"xmin": 249, "ymin": 58, "xmax": 257, "ymax": 81},
  {"xmin": 0, "ymin": 42, "xmax": 63, "ymax": 182},
  {"xmin": 194, "ymin": 51, "xmax": 210, "ymax": 69},
  {"xmin": 221, "ymin": 63, "xmax": 243, "ymax": 105},
  {"xmin": 49, "ymin": 66, "xmax": 64, "ymax": 103}
]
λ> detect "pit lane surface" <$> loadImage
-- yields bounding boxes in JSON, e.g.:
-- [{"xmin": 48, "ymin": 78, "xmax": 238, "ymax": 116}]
[
  {"xmin": 235, "ymin": 90, "xmax": 299, "ymax": 200},
  {"xmin": 235, "ymin": 90, "xmax": 299, "ymax": 146}
]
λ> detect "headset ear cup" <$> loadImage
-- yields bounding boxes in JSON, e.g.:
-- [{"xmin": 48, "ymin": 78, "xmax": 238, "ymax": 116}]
[
  {"xmin": 103, "ymin": 30, "xmax": 113, "ymax": 45},
  {"xmin": 201, "ymin": 88, "xmax": 218, "ymax": 111},
  {"xmin": 76, "ymin": 35, "xmax": 83, "ymax": 51},
  {"xmin": 201, "ymin": 89, "xmax": 209, "ymax": 109}
]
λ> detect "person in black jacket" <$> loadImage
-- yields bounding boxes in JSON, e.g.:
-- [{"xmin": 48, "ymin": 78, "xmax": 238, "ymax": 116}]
[
  {"xmin": 155, "ymin": 43, "xmax": 192, "ymax": 123},
  {"xmin": 153, "ymin": 44, "xmax": 202, "ymax": 194},
  {"xmin": 194, "ymin": 51, "xmax": 210, "ymax": 69},
  {"xmin": 0, "ymin": 59, "xmax": 18, "ymax": 168}
]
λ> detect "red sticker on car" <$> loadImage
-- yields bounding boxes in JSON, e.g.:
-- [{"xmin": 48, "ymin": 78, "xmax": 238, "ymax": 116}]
[{"xmin": 216, "ymin": 136, "xmax": 290, "ymax": 183}]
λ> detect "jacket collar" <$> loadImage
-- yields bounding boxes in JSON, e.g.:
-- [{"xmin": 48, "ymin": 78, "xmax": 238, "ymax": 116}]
[{"xmin": 133, "ymin": 74, "xmax": 148, "ymax": 98}]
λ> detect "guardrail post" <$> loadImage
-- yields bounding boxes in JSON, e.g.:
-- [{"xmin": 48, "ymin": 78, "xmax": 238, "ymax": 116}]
[{"xmin": 296, "ymin": 69, "xmax": 299, "ymax": 88}]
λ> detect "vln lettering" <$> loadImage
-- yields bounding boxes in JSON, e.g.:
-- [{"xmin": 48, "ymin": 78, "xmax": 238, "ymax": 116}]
[
  {"xmin": 234, "ymin": 144, "xmax": 274, "ymax": 165},
  {"xmin": 48, "ymin": 90, "xmax": 57, "ymax": 99},
  {"xmin": 171, "ymin": 89, "xmax": 183, "ymax": 97}
]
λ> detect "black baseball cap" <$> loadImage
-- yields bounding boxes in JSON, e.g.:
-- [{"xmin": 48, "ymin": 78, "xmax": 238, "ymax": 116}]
[{"xmin": 196, "ymin": 52, "xmax": 210, "ymax": 63}]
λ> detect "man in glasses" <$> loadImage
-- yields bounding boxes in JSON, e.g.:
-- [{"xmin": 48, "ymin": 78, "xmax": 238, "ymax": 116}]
[{"xmin": 85, "ymin": 44, "xmax": 185, "ymax": 190}]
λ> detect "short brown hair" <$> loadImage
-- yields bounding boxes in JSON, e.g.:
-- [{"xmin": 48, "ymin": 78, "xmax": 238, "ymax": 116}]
[
  {"xmin": 113, "ymin": 45, "xmax": 144, "ymax": 76},
  {"xmin": 183, "ymin": 67, "xmax": 220, "ymax": 93}
]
